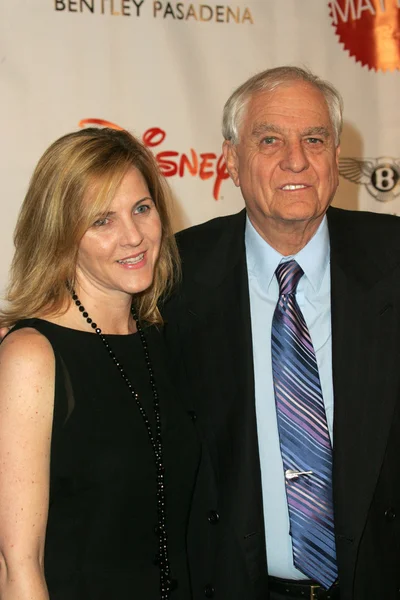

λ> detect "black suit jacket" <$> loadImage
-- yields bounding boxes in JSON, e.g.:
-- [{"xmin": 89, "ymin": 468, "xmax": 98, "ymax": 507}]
[{"xmin": 163, "ymin": 207, "xmax": 400, "ymax": 600}]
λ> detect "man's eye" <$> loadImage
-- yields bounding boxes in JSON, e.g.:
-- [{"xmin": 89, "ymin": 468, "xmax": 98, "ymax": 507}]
[
  {"xmin": 307, "ymin": 137, "xmax": 323, "ymax": 144},
  {"xmin": 261, "ymin": 137, "xmax": 276, "ymax": 145}
]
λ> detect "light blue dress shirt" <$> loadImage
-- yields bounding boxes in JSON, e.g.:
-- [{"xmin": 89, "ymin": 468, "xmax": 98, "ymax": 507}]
[{"xmin": 245, "ymin": 215, "xmax": 333, "ymax": 580}]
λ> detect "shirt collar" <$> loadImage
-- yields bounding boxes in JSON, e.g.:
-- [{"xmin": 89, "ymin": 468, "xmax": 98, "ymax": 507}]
[{"xmin": 245, "ymin": 214, "xmax": 330, "ymax": 294}]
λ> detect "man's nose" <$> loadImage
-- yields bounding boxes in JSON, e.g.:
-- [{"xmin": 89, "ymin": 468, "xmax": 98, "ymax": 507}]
[{"xmin": 280, "ymin": 140, "xmax": 309, "ymax": 172}]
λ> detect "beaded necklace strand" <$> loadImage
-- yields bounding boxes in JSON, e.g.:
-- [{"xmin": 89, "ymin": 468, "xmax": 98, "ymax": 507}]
[{"xmin": 72, "ymin": 291, "xmax": 172, "ymax": 599}]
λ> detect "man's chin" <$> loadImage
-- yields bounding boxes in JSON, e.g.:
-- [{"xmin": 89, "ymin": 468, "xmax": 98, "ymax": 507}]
[{"xmin": 274, "ymin": 202, "xmax": 328, "ymax": 224}]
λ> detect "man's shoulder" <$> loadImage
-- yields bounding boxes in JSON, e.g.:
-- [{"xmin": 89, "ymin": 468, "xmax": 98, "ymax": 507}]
[
  {"xmin": 328, "ymin": 206, "xmax": 400, "ymax": 231},
  {"xmin": 328, "ymin": 206, "xmax": 400, "ymax": 245},
  {"xmin": 328, "ymin": 207, "xmax": 400, "ymax": 275}
]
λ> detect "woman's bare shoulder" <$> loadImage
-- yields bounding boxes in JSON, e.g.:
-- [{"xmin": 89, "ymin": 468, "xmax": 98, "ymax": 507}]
[
  {"xmin": 0, "ymin": 327, "xmax": 55, "ymax": 399},
  {"xmin": 0, "ymin": 326, "xmax": 53, "ymax": 359}
]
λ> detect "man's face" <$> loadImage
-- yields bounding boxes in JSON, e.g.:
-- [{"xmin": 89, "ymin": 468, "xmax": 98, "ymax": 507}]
[{"xmin": 223, "ymin": 81, "xmax": 340, "ymax": 239}]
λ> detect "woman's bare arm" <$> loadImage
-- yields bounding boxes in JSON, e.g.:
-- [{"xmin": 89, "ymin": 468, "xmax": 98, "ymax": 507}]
[{"xmin": 0, "ymin": 328, "xmax": 55, "ymax": 599}]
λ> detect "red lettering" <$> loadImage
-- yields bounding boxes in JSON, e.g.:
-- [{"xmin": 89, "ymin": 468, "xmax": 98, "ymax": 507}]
[
  {"xmin": 213, "ymin": 154, "xmax": 229, "ymax": 200},
  {"xmin": 156, "ymin": 151, "xmax": 179, "ymax": 176},
  {"xmin": 179, "ymin": 150, "xmax": 198, "ymax": 177},
  {"xmin": 79, "ymin": 119, "xmax": 229, "ymax": 201},
  {"xmin": 199, "ymin": 153, "xmax": 216, "ymax": 180},
  {"xmin": 143, "ymin": 127, "xmax": 166, "ymax": 147}
]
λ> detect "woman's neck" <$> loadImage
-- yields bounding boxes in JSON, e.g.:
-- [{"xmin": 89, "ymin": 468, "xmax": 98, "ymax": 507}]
[{"xmin": 43, "ymin": 289, "xmax": 136, "ymax": 335}]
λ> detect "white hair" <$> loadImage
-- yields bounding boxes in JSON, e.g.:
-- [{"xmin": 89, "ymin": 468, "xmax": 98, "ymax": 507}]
[{"xmin": 222, "ymin": 66, "xmax": 343, "ymax": 147}]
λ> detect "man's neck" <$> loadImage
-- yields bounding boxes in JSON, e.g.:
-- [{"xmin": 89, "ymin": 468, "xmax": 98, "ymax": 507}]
[{"xmin": 249, "ymin": 214, "xmax": 326, "ymax": 256}]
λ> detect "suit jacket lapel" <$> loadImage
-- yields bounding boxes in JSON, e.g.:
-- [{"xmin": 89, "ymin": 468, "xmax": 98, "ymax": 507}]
[
  {"xmin": 328, "ymin": 207, "xmax": 400, "ymax": 588},
  {"xmin": 173, "ymin": 210, "xmax": 267, "ymax": 590}
]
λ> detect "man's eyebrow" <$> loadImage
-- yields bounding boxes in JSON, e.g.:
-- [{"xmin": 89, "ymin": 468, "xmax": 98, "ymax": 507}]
[
  {"xmin": 302, "ymin": 126, "xmax": 331, "ymax": 138},
  {"xmin": 250, "ymin": 124, "xmax": 332, "ymax": 138},
  {"xmin": 251, "ymin": 123, "xmax": 283, "ymax": 137}
]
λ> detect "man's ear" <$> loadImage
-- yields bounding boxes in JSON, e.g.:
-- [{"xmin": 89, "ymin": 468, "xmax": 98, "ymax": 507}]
[
  {"xmin": 222, "ymin": 140, "xmax": 240, "ymax": 187},
  {"xmin": 335, "ymin": 144, "xmax": 341, "ymax": 167}
]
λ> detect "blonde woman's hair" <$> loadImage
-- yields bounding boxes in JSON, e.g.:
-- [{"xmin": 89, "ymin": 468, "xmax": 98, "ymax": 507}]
[{"xmin": 0, "ymin": 128, "xmax": 180, "ymax": 327}]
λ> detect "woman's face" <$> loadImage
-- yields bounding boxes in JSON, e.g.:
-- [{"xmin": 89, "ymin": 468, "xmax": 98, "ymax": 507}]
[{"xmin": 76, "ymin": 167, "xmax": 162, "ymax": 301}]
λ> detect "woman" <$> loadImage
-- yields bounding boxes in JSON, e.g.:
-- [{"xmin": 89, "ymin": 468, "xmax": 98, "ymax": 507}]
[{"xmin": 0, "ymin": 128, "xmax": 200, "ymax": 599}]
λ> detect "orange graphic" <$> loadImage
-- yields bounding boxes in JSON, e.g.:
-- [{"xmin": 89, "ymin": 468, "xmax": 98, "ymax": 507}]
[
  {"xmin": 329, "ymin": 0, "xmax": 400, "ymax": 71},
  {"xmin": 79, "ymin": 118, "xmax": 124, "ymax": 130},
  {"xmin": 79, "ymin": 119, "xmax": 228, "ymax": 200}
]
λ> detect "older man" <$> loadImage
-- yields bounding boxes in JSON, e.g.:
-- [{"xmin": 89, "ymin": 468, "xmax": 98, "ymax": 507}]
[{"xmin": 163, "ymin": 67, "xmax": 400, "ymax": 600}]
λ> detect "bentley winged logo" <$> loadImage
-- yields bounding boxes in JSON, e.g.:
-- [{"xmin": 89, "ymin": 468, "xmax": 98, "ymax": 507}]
[{"xmin": 339, "ymin": 157, "xmax": 400, "ymax": 203}]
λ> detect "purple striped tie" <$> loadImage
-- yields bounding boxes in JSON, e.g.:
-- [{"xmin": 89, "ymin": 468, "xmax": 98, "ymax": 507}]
[{"xmin": 271, "ymin": 260, "xmax": 338, "ymax": 589}]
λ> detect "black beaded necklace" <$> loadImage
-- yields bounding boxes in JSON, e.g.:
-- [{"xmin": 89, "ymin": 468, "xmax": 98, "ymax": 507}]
[{"xmin": 72, "ymin": 290, "xmax": 172, "ymax": 599}]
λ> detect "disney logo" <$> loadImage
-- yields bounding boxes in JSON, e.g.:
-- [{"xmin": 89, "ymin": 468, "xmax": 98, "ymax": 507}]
[{"xmin": 79, "ymin": 119, "xmax": 229, "ymax": 200}]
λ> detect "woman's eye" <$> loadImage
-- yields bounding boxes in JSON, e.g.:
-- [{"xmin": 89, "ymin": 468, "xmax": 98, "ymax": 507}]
[
  {"xmin": 135, "ymin": 204, "xmax": 150, "ymax": 214},
  {"xmin": 93, "ymin": 217, "xmax": 109, "ymax": 227}
]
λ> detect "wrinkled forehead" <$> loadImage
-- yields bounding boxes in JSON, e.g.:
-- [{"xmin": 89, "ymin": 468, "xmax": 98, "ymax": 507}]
[{"xmin": 240, "ymin": 82, "xmax": 333, "ymax": 137}]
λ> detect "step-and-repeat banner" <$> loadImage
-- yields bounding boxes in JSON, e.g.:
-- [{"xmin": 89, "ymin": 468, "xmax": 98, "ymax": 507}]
[{"xmin": 1, "ymin": 0, "xmax": 400, "ymax": 295}]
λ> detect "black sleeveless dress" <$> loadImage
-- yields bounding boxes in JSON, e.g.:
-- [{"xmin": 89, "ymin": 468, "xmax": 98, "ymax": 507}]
[{"xmin": 11, "ymin": 319, "xmax": 200, "ymax": 600}]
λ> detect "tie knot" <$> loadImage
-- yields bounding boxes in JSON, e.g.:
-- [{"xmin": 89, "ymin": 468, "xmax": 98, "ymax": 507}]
[{"xmin": 275, "ymin": 260, "xmax": 304, "ymax": 295}]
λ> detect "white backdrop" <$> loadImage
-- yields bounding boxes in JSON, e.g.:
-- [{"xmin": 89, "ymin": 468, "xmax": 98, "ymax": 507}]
[{"xmin": 1, "ymin": 0, "xmax": 400, "ymax": 297}]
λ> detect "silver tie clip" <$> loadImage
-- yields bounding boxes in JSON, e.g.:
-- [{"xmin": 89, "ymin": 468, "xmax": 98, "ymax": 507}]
[{"xmin": 285, "ymin": 469, "xmax": 313, "ymax": 480}]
